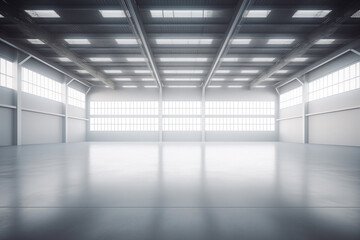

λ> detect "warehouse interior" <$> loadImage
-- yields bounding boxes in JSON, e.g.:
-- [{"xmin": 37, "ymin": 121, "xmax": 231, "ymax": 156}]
[{"xmin": 0, "ymin": 0, "xmax": 360, "ymax": 239}]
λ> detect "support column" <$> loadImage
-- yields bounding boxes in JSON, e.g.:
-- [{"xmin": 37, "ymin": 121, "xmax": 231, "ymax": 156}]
[
  {"xmin": 159, "ymin": 87, "xmax": 163, "ymax": 142},
  {"xmin": 302, "ymin": 76, "xmax": 309, "ymax": 144},
  {"xmin": 63, "ymin": 78, "xmax": 69, "ymax": 143},
  {"xmin": 201, "ymin": 87, "xmax": 206, "ymax": 142},
  {"xmin": 14, "ymin": 52, "xmax": 22, "ymax": 145}
]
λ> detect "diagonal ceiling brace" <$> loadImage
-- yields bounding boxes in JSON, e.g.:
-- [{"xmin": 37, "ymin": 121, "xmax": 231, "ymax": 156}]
[
  {"xmin": 250, "ymin": 0, "xmax": 360, "ymax": 88},
  {"xmin": 119, "ymin": 0, "xmax": 163, "ymax": 88},
  {"xmin": 0, "ymin": 1, "xmax": 115, "ymax": 89},
  {"xmin": 202, "ymin": 0, "xmax": 253, "ymax": 89}
]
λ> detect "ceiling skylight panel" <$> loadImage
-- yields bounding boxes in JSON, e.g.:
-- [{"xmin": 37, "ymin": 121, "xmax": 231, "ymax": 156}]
[
  {"xmin": 122, "ymin": 85, "xmax": 137, "ymax": 88},
  {"xmin": 144, "ymin": 85, "xmax": 158, "ymax": 88},
  {"xmin": 232, "ymin": 39, "xmax": 252, "ymax": 44},
  {"xmin": 212, "ymin": 78, "xmax": 225, "ymax": 81},
  {"xmin": 77, "ymin": 70, "xmax": 88, "ymax": 74},
  {"xmin": 155, "ymin": 38, "xmax": 213, "ymax": 45},
  {"xmin": 291, "ymin": 57, "xmax": 308, "ymax": 62},
  {"xmin": 252, "ymin": 57, "xmax": 276, "ymax": 62},
  {"xmin": 165, "ymin": 78, "xmax": 201, "ymax": 81},
  {"xmin": 216, "ymin": 70, "xmax": 231, "ymax": 74},
  {"xmin": 114, "ymin": 78, "xmax": 131, "ymax": 81},
  {"xmin": 163, "ymin": 70, "xmax": 203, "ymax": 74},
  {"xmin": 222, "ymin": 58, "xmax": 239, "ymax": 62},
  {"xmin": 89, "ymin": 57, "xmax": 112, "ymax": 62},
  {"xmin": 27, "ymin": 39, "xmax": 45, "ymax": 44},
  {"xmin": 141, "ymin": 78, "xmax": 154, "ymax": 81},
  {"xmin": 150, "ymin": 10, "xmax": 219, "ymax": 18},
  {"xmin": 99, "ymin": 10, "xmax": 126, "ymax": 18},
  {"xmin": 104, "ymin": 70, "xmax": 122, "ymax": 74},
  {"xmin": 228, "ymin": 85, "xmax": 243, "ymax": 88},
  {"xmin": 267, "ymin": 39, "xmax": 295, "ymax": 44},
  {"xmin": 292, "ymin": 10, "xmax": 331, "ymax": 18},
  {"xmin": 208, "ymin": 85, "xmax": 222, "ymax": 88},
  {"xmin": 0, "ymin": 14, "xmax": 4, "ymax": 18},
  {"xmin": 25, "ymin": 10, "xmax": 60, "ymax": 18},
  {"xmin": 241, "ymin": 70, "xmax": 259, "ymax": 74},
  {"xmin": 58, "ymin": 57, "xmax": 71, "ymax": 62},
  {"xmin": 233, "ymin": 78, "xmax": 250, "ymax": 81},
  {"xmin": 135, "ymin": 70, "xmax": 151, "ymax": 73},
  {"xmin": 126, "ymin": 57, "xmax": 146, "ymax": 62},
  {"xmin": 159, "ymin": 58, "xmax": 208, "ymax": 62},
  {"xmin": 276, "ymin": 70, "xmax": 289, "ymax": 74},
  {"xmin": 116, "ymin": 39, "xmax": 138, "ymax": 44},
  {"xmin": 315, "ymin": 39, "xmax": 335, "ymax": 44},
  {"xmin": 64, "ymin": 39, "xmax": 90, "ymax": 45},
  {"xmin": 167, "ymin": 85, "xmax": 198, "ymax": 88},
  {"xmin": 244, "ymin": 10, "xmax": 271, "ymax": 18}
]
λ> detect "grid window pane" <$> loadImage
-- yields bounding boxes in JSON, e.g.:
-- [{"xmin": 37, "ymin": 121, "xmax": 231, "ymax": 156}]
[
  {"xmin": 0, "ymin": 58, "xmax": 13, "ymax": 89},
  {"xmin": 280, "ymin": 86, "xmax": 303, "ymax": 109},
  {"xmin": 309, "ymin": 61, "xmax": 360, "ymax": 101},
  {"xmin": 68, "ymin": 87, "xmax": 85, "ymax": 109},
  {"xmin": 22, "ymin": 67, "xmax": 62, "ymax": 102},
  {"xmin": 90, "ymin": 117, "xmax": 159, "ymax": 131}
]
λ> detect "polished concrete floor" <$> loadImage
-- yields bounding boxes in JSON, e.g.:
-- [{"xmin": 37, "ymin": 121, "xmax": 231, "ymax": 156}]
[{"xmin": 0, "ymin": 142, "xmax": 359, "ymax": 240}]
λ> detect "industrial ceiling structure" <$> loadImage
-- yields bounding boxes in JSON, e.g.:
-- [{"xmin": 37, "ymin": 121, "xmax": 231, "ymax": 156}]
[{"xmin": 0, "ymin": 0, "xmax": 359, "ymax": 89}]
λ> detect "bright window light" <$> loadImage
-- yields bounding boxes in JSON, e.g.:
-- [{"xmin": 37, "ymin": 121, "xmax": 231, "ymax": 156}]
[
  {"xmin": 104, "ymin": 70, "xmax": 122, "ymax": 74},
  {"xmin": 241, "ymin": 70, "xmax": 259, "ymax": 74},
  {"xmin": 142, "ymin": 78, "xmax": 154, "ymax": 81},
  {"xmin": 58, "ymin": 57, "xmax": 71, "ymax": 62},
  {"xmin": 267, "ymin": 39, "xmax": 295, "ymax": 45},
  {"xmin": 252, "ymin": 57, "xmax": 275, "ymax": 62},
  {"xmin": 244, "ymin": 10, "xmax": 271, "ymax": 18},
  {"xmin": 155, "ymin": 38, "xmax": 213, "ymax": 45},
  {"xmin": 280, "ymin": 86, "xmax": 302, "ymax": 109},
  {"xmin": 0, "ymin": 57, "xmax": 14, "ymax": 89},
  {"xmin": 293, "ymin": 10, "xmax": 331, "ymax": 18},
  {"xmin": 216, "ymin": 70, "xmax": 230, "ymax": 74},
  {"xmin": 27, "ymin": 39, "xmax": 45, "ymax": 44},
  {"xmin": 351, "ymin": 10, "xmax": 360, "ymax": 18},
  {"xmin": 116, "ymin": 39, "xmax": 138, "ymax": 44},
  {"xmin": 122, "ymin": 85, "xmax": 137, "ymax": 88},
  {"xmin": 222, "ymin": 58, "xmax": 239, "ymax": 62},
  {"xmin": 212, "ymin": 78, "xmax": 225, "ymax": 81},
  {"xmin": 159, "ymin": 58, "xmax": 208, "ymax": 62},
  {"xmin": 25, "ymin": 10, "xmax": 60, "ymax": 18},
  {"xmin": 114, "ymin": 78, "xmax": 131, "ymax": 81},
  {"xmin": 165, "ymin": 78, "xmax": 201, "ymax": 81},
  {"xmin": 232, "ymin": 39, "xmax": 252, "ymax": 44},
  {"xmin": 208, "ymin": 85, "xmax": 222, "ymax": 88},
  {"xmin": 276, "ymin": 70, "xmax": 289, "ymax": 74},
  {"xmin": 150, "ymin": 10, "xmax": 218, "ymax": 18},
  {"xmin": 126, "ymin": 57, "xmax": 146, "ymax": 62},
  {"xmin": 99, "ymin": 10, "xmax": 125, "ymax": 18},
  {"xmin": 77, "ymin": 70, "xmax": 88, "ymax": 74},
  {"xmin": 315, "ymin": 39, "xmax": 335, "ymax": 44},
  {"xmin": 22, "ymin": 67, "xmax": 62, "ymax": 102},
  {"xmin": 291, "ymin": 57, "xmax": 308, "ymax": 62},
  {"xmin": 234, "ymin": 78, "xmax": 250, "ymax": 81},
  {"xmin": 167, "ymin": 85, "xmax": 198, "ymax": 88},
  {"xmin": 68, "ymin": 87, "xmax": 85, "ymax": 109},
  {"xmin": 89, "ymin": 57, "xmax": 112, "ymax": 62},
  {"xmin": 163, "ymin": 70, "xmax": 203, "ymax": 74},
  {"xmin": 135, "ymin": 70, "xmax": 151, "ymax": 73},
  {"xmin": 65, "ymin": 39, "xmax": 90, "ymax": 45},
  {"xmin": 228, "ymin": 85, "xmax": 243, "ymax": 88}
]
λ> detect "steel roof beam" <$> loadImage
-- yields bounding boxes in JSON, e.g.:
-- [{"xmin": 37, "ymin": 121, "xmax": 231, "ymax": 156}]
[
  {"xmin": 0, "ymin": 1, "xmax": 115, "ymax": 89},
  {"xmin": 119, "ymin": 0, "xmax": 163, "ymax": 88},
  {"xmin": 250, "ymin": 1, "xmax": 360, "ymax": 88},
  {"xmin": 202, "ymin": 0, "xmax": 253, "ymax": 89}
]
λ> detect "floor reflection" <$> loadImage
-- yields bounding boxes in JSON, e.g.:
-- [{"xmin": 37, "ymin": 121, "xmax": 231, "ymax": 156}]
[{"xmin": 0, "ymin": 142, "xmax": 359, "ymax": 239}]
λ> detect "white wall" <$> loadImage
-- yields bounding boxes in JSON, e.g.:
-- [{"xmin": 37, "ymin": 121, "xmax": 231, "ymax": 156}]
[{"xmin": 278, "ymin": 51, "xmax": 360, "ymax": 146}]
